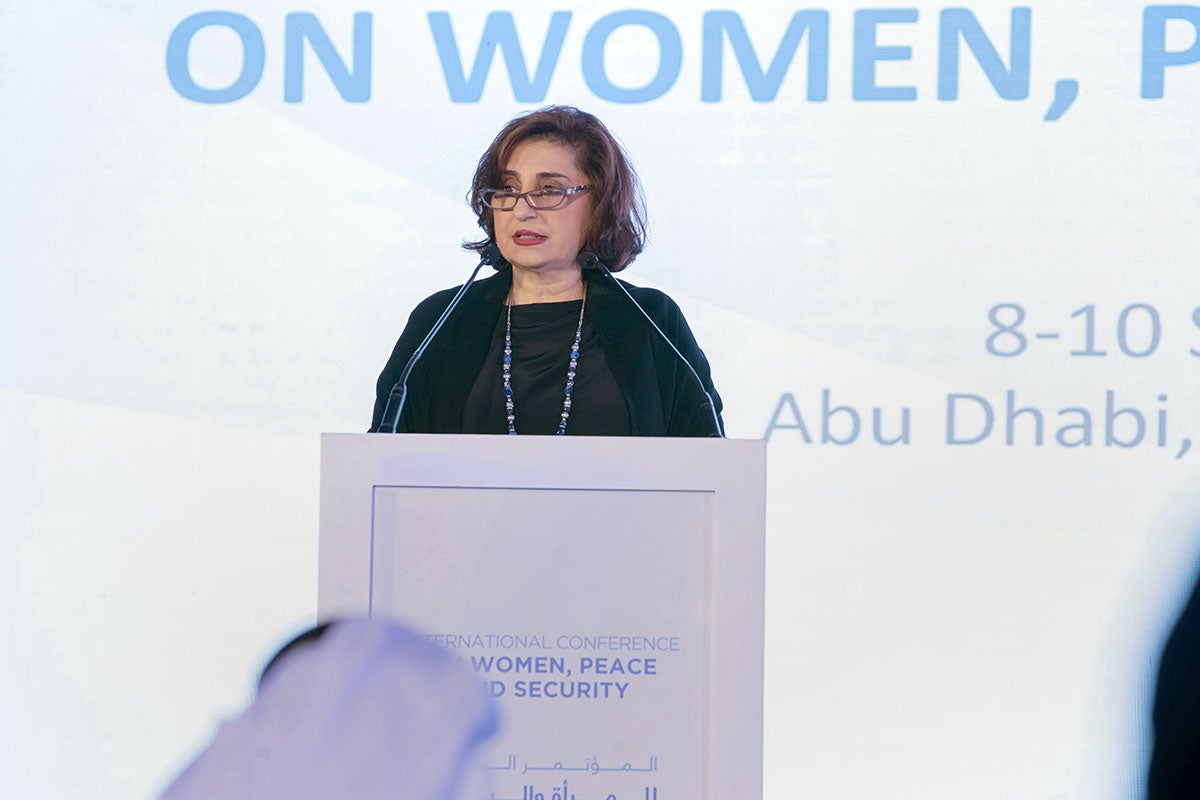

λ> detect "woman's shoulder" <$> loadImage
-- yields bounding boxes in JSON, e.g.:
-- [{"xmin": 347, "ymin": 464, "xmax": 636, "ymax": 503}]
[
  {"xmin": 410, "ymin": 272, "xmax": 508, "ymax": 319},
  {"xmin": 410, "ymin": 285, "xmax": 462, "ymax": 317},
  {"xmin": 609, "ymin": 278, "xmax": 685, "ymax": 318}
]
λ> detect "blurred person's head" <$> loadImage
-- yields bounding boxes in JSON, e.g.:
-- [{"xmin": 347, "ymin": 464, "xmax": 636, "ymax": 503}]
[{"xmin": 160, "ymin": 618, "xmax": 498, "ymax": 800}]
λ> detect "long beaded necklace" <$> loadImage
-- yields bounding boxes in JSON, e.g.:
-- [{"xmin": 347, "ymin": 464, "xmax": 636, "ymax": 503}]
[{"xmin": 503, "ymin": 281, "xmax": 587, "ymax": 435}]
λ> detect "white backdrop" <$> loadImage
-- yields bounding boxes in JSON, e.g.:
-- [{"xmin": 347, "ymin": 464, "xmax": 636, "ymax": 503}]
[{"xmin": 4, "ymin": 2, "xmax": 1200, "ymax": 798}]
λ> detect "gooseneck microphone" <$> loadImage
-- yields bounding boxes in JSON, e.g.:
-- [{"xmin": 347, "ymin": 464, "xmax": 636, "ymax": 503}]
[
  {"xmin": 576, "ymin": 252, "xmax": 724, "ymax": 437},
  {"xmin": 373, "ymin": 243, "xmax": 504, "ymax": 433}
]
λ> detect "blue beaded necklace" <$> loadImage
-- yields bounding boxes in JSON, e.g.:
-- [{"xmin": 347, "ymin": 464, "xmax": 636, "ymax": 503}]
[{"xmin": 502, "ymin": 282, "xmax": 587, "ymax": 435}]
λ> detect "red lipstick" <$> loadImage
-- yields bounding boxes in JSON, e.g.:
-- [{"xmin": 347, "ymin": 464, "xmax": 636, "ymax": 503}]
[{"xmin": 513, "ymin": 229, "xmax": 548, "ymax": 246}]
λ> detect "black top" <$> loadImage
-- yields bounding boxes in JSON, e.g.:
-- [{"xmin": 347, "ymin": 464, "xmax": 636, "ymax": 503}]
[
  {"xmin": 463, "ymin": 300, "xmax": 630, "ymax": 435},
  {"xmin": 371, "ymin": 270, "xmax": 723, "ymax": 437}
]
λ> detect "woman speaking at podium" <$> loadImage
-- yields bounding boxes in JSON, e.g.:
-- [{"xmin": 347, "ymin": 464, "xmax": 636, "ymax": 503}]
[{"xmin": 370, "ymin": 106, "xmax": 723, "ymax": 437}]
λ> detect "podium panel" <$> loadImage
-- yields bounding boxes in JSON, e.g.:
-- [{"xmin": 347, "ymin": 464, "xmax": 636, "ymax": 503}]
[{"xmin": 319, "ymin": 434, "xmax": 766, "ymax": 800}]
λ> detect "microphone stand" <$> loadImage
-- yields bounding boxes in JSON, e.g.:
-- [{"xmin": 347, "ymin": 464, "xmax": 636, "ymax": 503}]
[
  {"xmin": 374, "ymin": 244, "xmax": 502, "ymax": 433},
  {"xmin": 578, "ymin": 252, "xmax": 725, "ymax": 438}
]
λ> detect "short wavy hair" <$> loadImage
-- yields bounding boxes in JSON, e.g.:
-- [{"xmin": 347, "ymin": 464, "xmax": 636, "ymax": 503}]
[{"xmin": 464, "ymin": 106, "xmax": 646, "ymax": 272}]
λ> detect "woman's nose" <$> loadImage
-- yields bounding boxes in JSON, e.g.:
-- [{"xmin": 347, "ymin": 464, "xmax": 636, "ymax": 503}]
[{"xmin": 514, "ymin": 196, "xmax": 539, "ymax": 219}]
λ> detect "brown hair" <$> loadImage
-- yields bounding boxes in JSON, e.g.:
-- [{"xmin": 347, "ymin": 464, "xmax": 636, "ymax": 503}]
[{"xmin": 464, "ymin": 106, "xmax": 646, "ymax": 272}]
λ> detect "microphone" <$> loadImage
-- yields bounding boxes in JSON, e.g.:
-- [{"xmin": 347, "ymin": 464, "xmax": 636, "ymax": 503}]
[
  {"xmin": 373, "ymin": 243, "xmax": 504, "ymax": 433},
  {"xmin": 577, "ymin": 252, "xmax": 724, "ymax": 437}
]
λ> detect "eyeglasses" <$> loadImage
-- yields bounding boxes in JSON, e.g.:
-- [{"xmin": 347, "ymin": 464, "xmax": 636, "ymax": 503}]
[{"xmin": 479, "ymin": 185, "xmax": 590, "ymax": 211}]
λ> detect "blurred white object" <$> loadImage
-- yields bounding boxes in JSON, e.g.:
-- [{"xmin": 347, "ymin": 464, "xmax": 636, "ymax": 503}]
[{"xmin": 159, "ymin": 618, "xmax": 498, "ymax": 800}]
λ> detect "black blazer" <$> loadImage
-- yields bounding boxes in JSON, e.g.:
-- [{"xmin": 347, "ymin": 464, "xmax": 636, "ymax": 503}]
[{"xmin": 370, "ymin": 270, "xmax": 723, "ymax": 436}]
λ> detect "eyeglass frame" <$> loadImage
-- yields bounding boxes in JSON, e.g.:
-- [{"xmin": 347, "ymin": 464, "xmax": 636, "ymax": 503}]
[{"xmin": 479, "ymin": 184, "xmax": 591, "ymax": 211}]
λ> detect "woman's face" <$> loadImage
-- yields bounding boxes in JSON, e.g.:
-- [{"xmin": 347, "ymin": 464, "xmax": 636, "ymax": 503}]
[{"xmin": 492, "ymin": 138, "xmax": 592, "ymax": 276}]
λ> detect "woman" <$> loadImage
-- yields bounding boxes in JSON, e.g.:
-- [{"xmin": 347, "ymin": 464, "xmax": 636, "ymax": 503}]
[{"xmin": 370, "ymin": 106, "xmax": 722, "ymax": 437}]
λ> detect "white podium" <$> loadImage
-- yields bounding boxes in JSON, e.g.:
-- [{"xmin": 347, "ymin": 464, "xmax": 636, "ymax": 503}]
[{"xmin": 319, "ymin": 433, "xmax": 766, "ymax": 800}]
